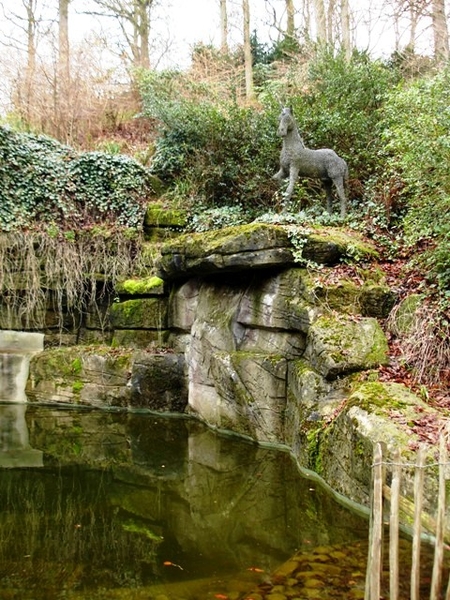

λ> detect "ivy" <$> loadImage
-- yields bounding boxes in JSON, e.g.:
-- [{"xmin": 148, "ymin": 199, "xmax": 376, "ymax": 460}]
[{"xmin": 0, "ymin": 126, "xmax": 154, "ymax": 231}]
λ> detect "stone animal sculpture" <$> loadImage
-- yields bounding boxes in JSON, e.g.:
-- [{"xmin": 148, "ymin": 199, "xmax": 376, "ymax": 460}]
[{"xmin": 273, "ymin": 107, "xmax": 348, "ymax": 218}]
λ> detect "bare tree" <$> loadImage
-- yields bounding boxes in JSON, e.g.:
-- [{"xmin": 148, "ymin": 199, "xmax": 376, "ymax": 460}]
[
  {"xmin": 220, "ymin": 0, "xmax": 228, "ymax": 53},
  {"xmin": 313, "ymin": 0, "xmax": 327, "ymax": 43},
  {"xmin": 0, "ymin": 0, "xmax": 44, "ymax": 122},
  {"xmin": 340, "ymin": 0, "xmax": 351, "ymax": 58},
  {"xmin": 85, "ymin": 0, "xmax": 156, "ymax": 68},
  {"xmin": 431, "ymin": 0, "xmax": 449, "ymax": 60},
  {"xmin": 242, "ymin": 0, "xmax": 254, "ymax": 100}
]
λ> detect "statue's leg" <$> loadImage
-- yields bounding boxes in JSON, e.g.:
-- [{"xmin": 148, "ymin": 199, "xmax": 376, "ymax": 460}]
[
  {"xmin": 273, "ymin": 162, "xmax": 289, "ymax": 181},
  {"xmin": 284, "ymin": 165, "xmax": 299, "ymax": 201},
  {"xmin": 333, "ymin": 177, "xmax": 347, "ymax": 218},
  {"xmin": 323, "ymin": 180, "xmax": 333, "ymax": 214}
]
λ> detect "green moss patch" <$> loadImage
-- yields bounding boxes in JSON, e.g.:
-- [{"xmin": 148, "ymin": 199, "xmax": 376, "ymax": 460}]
[
  {"xmin": 306, "ymin": 315, "xmax": 389, "ymax": 378},
  {"xmin": 144, "ymin": 203, "xmax": 188, "ymax": 227},
  {"xmin": 160, "ymin": 223, "xmax": 291, "ymax": 257},
  {"xmin": 110, "ymin": 297, "xmax": 168, "ymax": 329},
  {"xmin": 115, "ymin": 276, "xmax": 165, "ymax": 296}
]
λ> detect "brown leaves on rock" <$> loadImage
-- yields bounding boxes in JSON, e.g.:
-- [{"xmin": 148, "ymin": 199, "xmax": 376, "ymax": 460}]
[{"xmin": 388, "ymin": 407, "xmax": 450, "ymax": 449}]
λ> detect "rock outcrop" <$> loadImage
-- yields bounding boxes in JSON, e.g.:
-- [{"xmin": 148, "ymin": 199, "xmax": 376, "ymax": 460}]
[{"xmin": 23, "ymin": 221, "xmax": 443, "ymax": 513}]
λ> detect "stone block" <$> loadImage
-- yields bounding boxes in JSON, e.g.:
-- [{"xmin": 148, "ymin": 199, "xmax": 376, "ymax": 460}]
[{"xmin": 110, "ymin": 298, "xmax": 168, "ymax": 329}]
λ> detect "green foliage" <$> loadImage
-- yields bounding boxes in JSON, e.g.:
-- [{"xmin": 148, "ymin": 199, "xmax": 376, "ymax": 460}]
[
  {"xmin": 136, "ymin": 52, "xmax": 399, "ymax": 213},
  {"xmin": 189, "ymin": 205, "xmax": 249, "ymax": 232},
  {"xmin": 137, "ymin": 70, "xmax": 279, "ymax": 209},
  {"xmin": 288, "ymin": 49, "xmax": 401, "ymax": 182},
  {"xmin": 378, "ymin": 69, "xmax": 450, "ymax": 289},
  {"xmin": 0, "ymin": 126, "xmax": 154, "ymax": 230},
  {"xmin": 251, "ymin": 30, "xmax": 303, "ymax": 66}
]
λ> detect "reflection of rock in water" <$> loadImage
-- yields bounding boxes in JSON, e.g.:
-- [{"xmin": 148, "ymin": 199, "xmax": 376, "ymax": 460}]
[
  {"xmin": 0, "ymin": 330, "xmax": 44, "ymax": 403},
  {"xmin": 0, "ymin": 353, "xmax": 29, "ymax": 402},
  {"xmin": 0, "ymin": 406, "xmax": 371, "ymax": 599},
  {"xmin": 0, "ymin": 404, "xmax": 43, "ymax": 467}
]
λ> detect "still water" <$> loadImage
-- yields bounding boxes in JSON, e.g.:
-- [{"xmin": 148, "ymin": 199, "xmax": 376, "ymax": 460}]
[{"xmin": 0, "ymin": 404, "xmax": 371, "ymax": 600}]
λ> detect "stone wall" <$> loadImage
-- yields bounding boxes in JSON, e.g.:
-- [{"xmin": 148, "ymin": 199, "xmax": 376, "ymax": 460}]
[{"xmin": 15, "ymin": 221, "xmax": 448, "ymax": 516}]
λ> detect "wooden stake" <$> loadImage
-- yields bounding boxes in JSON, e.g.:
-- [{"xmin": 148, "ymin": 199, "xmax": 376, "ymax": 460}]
[
  {"xmin": 389, "ymin": 448, "xmax": 401, "ymax": 600},
  {"xmin": 430, "ymin": 435, "xmax": 447, "ymax": 600},
  {"xmin": 411, "ymin": 447, "xmax": 426, "ymax": 600},
  {"xmin": 368, "ymin": 442, "xmax": 384, "ymax": 600}
]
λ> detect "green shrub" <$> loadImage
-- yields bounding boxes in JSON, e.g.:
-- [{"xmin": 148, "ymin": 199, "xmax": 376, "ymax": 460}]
[
  {"xmin": 0, "ymin": 126, "xmax": 154, "ymax": 230},
  {"xmin": 137, "ymin": 70, "xmax": 280, "ymax": 209},
  {"xmin": 378, "ymin": 69, "xmax": 450, "ymax": 289},
  {"xmin": 137, "ymin": 53, "xmax": 399, "ymax": 212}
]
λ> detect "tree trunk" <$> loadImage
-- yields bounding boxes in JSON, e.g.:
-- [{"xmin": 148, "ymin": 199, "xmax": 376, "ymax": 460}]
[
  {"xmin": 24, "ymin": 0, "xmax": 37, "ymax": 123},
  {"xmin": 431, "ymin": 0, "xmax": 449, "ymax": 61},
  {"xmin": 313, "ymin": 0, "xmax": 327, "ymax": 43},
  {"xmin": 59, "ymin": 0, "xmax": 70, "ymax": 80},
  {"xmin": 242, "ymin": 0, "xmax": 254, "ymax": 100},
  {"xmin": 286, "ymin": 0, "xmax": 295, "ymax": 38},
  {"xmin": 137, "ymin": 0, "xmax": 150, "ymax": 68},
  {"xmin": 326, "ymin": 0, "xmax": 335, "ymax": 45},
  {"xmin": 58, "ymin": 0, "xmax": 71, "ymax": 141},
  {"xmin": 341, "ymin": 0, "xmax": 351, "ymax": 59},
  {"xmin": 220, "ymin": 0, "xmax": 229, "ymax": 53},
  {"xmin": 407, "ymin": 2, "xmax": 418, "ymax": 53}
]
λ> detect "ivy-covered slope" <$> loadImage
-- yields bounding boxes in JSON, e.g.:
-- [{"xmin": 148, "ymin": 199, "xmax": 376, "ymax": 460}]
[{"xmin": 0, "ymin": 126, "xmax": 154, "ymax": 231}]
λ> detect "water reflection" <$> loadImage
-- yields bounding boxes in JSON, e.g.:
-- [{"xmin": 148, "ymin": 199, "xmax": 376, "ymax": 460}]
[
  {"xmin": 0, "ymin": 404, "xmax": 43, "ymax": 467},
  {"xmin": 0, "ymin": 405, "xmax": 369, "ymax": 599},
  {"xmin": 0, "ymin": 330, "xmax": 44, "ymax": 402}
]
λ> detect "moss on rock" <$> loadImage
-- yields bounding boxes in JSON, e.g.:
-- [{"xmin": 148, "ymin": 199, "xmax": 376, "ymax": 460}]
[
  {"xmin": 144, "ymin": 203, "xmax": 188, "ymax": 228},
  {"xmin": 305, "ymin": 315, "xmax": 389, "ymax": 378},
  {"xmin": 110, "ymin": 297, "xmax": 168, "ymax": 329},
  {"xmin": 115, "ymin": 276, "xmax": 165, "ymax": 296}
]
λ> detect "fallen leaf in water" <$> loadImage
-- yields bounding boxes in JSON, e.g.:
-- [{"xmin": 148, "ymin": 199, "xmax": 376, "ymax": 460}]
[{"xmin": 163, "ymin": 561, "xmax": 184, "ymax": 570}]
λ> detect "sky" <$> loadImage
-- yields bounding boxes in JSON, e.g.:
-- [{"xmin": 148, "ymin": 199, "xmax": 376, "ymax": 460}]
[
  {"xmin": 73, "ymin": 0, "xmax": 265, "ymax": 69},
  {"xmin": 70, "ymin": 0, "xmax": 433, "ymax": 69},
  {"xmin": 0, "ymin": 0, "xmax": 435, "ymax": 111}
]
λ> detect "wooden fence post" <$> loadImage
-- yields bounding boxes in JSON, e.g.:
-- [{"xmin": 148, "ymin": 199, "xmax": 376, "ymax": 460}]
[
  {"xmin": 389, "ymin": 448, "xmax": 401, "ymax": 600},
  {"xmin": 411, "ymin": 447, "xmax": 426, "ymax": 600},
  {"xmin": 366, "ymin": 442, "xmax": 384, "ymax": 600},
  {"xmin": 430, "ymin": 435, "xmax": 447, "ymax": 600}
]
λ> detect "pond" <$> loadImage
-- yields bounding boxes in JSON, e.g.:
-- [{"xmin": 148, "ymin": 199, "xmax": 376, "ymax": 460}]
[{"xmin": 1, "ymin": 403, "xmax": 438, "ymax": 600}]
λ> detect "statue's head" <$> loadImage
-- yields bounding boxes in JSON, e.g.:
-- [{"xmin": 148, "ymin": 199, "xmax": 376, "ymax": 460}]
[{"xmin": 277, "ymin": 107, "xmax": 295, "ymax": 137}]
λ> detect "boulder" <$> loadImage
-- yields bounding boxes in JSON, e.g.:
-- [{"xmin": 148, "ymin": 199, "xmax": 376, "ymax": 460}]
[
  {"xmin": 304, "ymin": 315, "xmax": 389, "ymax": 379},
  {"xmin": 26, "ymin": 347, "xmax": 187, "ymax": 411},
  {"xmin": 236, "ymin": 268, "xmax": 320, "ymax": 333},
  {"xmin": 209, "ymin": 352, "xmax": 287, "ymax": 443},
  {"xmin": 157, "ymin": 224, "xmax": 378, "ymax": 280},
  {"xmin": 26, "ymin": 347, "xmax": 133, "ymax": 406},
  {"xmin": 157, "ymin": 223, "xmax": 295, "ymax": 280},
  {"xmin": 312, "ymin": 381, "xmax": 443, "ymax": 509}
]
